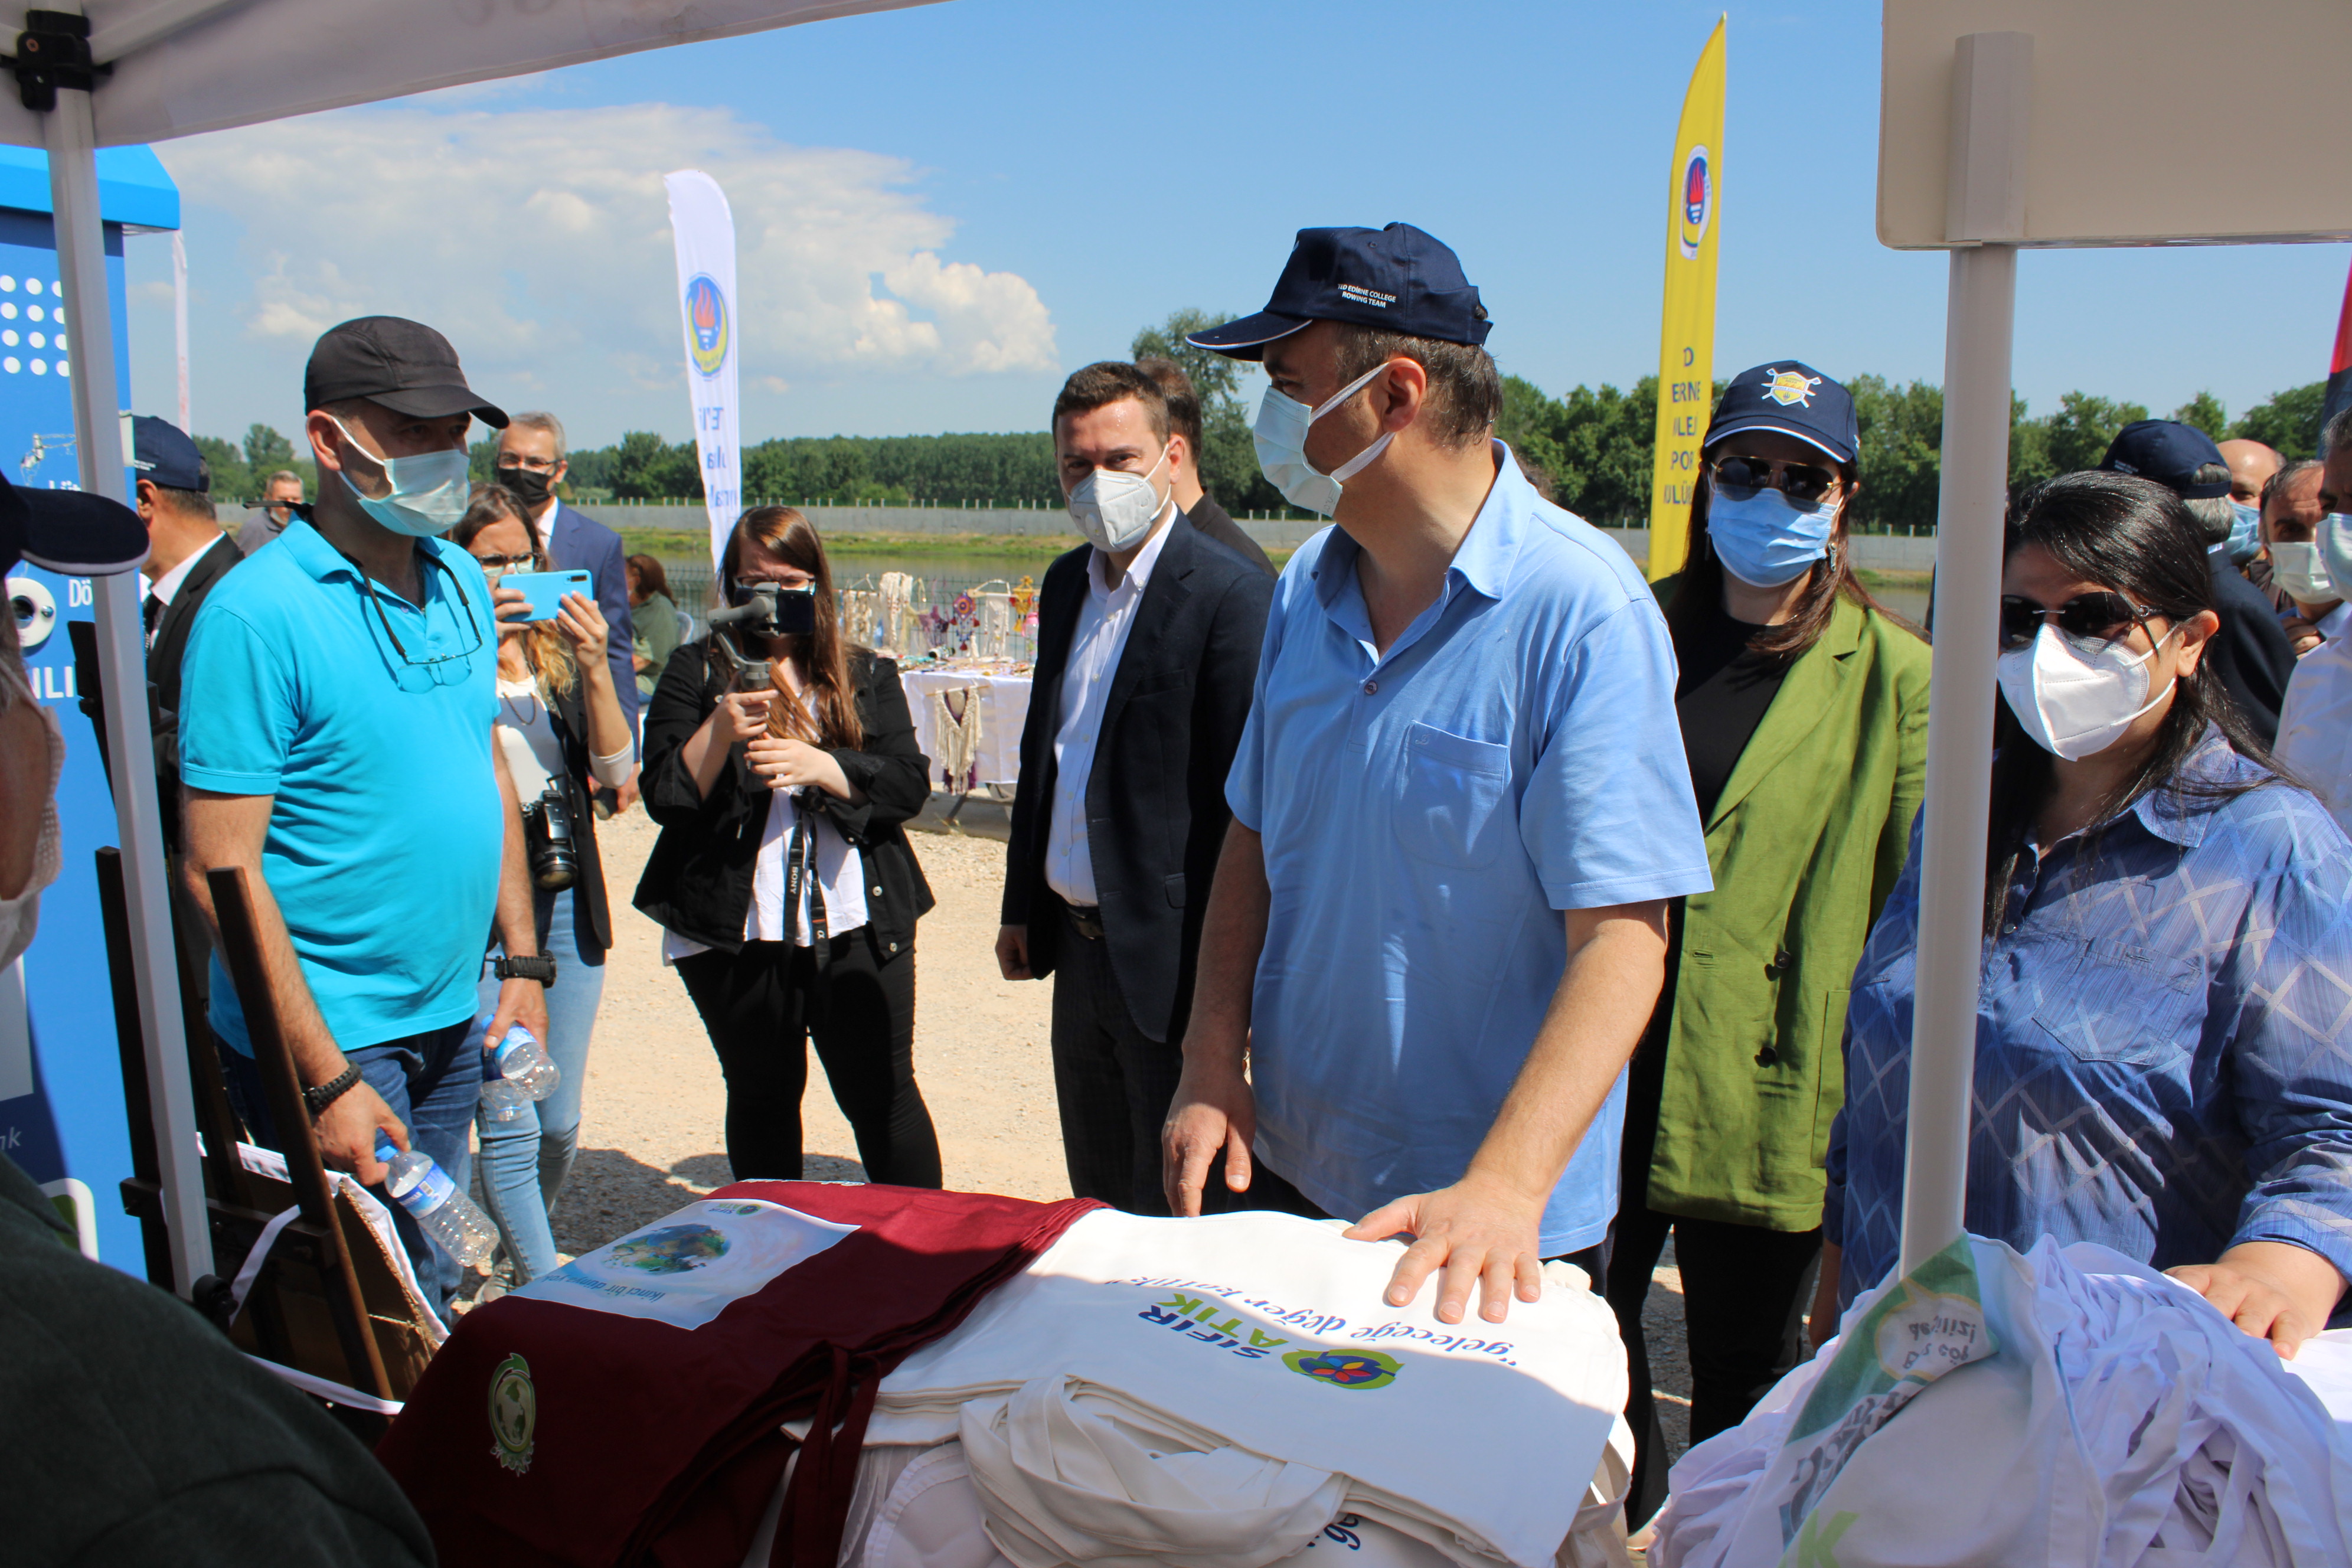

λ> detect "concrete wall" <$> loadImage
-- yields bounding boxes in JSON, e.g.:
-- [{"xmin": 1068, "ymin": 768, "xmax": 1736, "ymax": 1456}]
[{"xmin": 589, "ymin": 500, "xmax": 1935, "ymax": 572}]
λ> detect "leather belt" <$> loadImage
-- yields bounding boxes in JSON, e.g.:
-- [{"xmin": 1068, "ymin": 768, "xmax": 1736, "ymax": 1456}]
[{"xmin": 1063, "ymin": 904, "xmax": 1105, "ymax": 941}]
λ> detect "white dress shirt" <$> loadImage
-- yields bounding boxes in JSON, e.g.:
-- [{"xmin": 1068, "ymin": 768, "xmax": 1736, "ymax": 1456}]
[
  {"xmin": 1044, "ymin": 516, "xmax": 1174, "ymax": 908},
  {"xmin": 2278, "ymin": 631, "xmax": 2352, "ymax": 838},
  {"xmin": 139, "ymin": 544, "xmax": 208, "ymax": 649}
]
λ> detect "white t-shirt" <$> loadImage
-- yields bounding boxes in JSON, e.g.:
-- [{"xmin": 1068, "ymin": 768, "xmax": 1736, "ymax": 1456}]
[
  {"xmin": 662, "ymin": 792, "xmax": 871, "ymax": 963},
  {"xmin": 495, "ymin": 674, "xmax": 632, "ymax": 801}
]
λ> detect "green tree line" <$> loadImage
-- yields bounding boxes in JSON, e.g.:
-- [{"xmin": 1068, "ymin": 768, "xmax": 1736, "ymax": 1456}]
[{"xmin": 194, "ymin": 306, "xmax": 2333, "ymax": 535}]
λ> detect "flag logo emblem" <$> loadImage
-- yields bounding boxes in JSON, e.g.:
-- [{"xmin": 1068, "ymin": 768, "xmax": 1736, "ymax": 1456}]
[
  {"xmin": 684, "ymin": 273, "xmax": 730, "ymax": 378},
  {"xmin": 1765, "ymin": 368, "xmax": 1821, "ymax": 407},
  {"xmin": 1678, "ymin": 146, "xmax": 1712, "ymax": 260},
  {"xmin": 488, "ymin": 1354, "xmax": 537, "ymax": 1474}
]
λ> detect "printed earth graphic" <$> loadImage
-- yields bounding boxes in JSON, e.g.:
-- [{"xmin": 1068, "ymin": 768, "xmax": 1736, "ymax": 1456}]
[{"xmin": 607, "ymin": 1223, "xmax": 731, "ymax": 1276}]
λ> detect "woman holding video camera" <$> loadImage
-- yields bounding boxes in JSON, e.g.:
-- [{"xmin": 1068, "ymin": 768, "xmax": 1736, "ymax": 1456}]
[
  {"xmin": 458, "ymin": 484, "xmax": 635, "ymax": 1285},
  {"xmin": 635, "ymin": 505, "xmax": 942, "ymax": 1188}
]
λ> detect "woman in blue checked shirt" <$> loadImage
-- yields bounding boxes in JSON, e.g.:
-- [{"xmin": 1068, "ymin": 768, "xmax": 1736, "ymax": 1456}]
[{"xmin": 1817, "ymin": 470, "xmax": 2352, "ymax": 1357}]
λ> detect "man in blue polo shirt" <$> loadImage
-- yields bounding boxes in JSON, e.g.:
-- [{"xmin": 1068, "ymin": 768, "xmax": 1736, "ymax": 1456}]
[
  {"xmin": 1163, "ymin": 226, "xmax": 1712, "ymax": 1325},
  {"xmin": 179, "ymin": 316, "xmax": 550, "ymax": 1309}
]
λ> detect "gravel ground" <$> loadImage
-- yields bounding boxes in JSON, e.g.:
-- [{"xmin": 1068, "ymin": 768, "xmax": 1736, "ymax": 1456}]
[{"xmin": 473, "ymin": 803, "xmax": 1696, "ymax": 1470}]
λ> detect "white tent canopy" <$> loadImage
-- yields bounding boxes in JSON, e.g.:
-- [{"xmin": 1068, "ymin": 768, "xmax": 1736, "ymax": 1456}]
[
  {"xmin": 0, "ymin": 0, "xmax": 942, "ymax": 148},
  {"xmin": 9, "ymin": 0, "xmax": 943, "ymax": 1298}
]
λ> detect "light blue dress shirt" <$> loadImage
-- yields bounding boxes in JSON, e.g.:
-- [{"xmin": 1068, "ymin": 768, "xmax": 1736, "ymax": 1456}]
[
  {"xmin": 179, "ymin": 519, "xmax": 504, "ymax": 1056},
  {"xmin": 1825, "ymin": 733, "xmax": 2352, "ymax": 1308},
  {"xmin": 1227, "ymin": 447, "xmax": 1713, "ymax": 1255}
]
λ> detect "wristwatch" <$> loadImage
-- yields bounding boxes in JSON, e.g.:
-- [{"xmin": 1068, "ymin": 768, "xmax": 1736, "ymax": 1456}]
[
  {"xmin": 493, "ymin": 954, "xmax": 557, "ymax": 987},
  {"xmin": 303, "ymin": 1063, "xmax": 361, "ymax": 1119}
]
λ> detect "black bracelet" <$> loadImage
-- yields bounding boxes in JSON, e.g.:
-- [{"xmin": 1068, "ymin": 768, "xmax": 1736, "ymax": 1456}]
[
  {"xmin": 302, "ymin": 1063, "xmax": 361, "ymax": 1119},
  {"xmin": 494, "ymin": 954, "xmax": 557, "ymax": 986}
]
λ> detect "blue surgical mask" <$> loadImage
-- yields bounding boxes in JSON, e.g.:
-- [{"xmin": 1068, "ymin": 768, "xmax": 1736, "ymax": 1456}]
[
  {"xmin": 2226, "ymin": 499, "xmax": 2262, "ymax": 566},
  {"xmin": 330, "ymin": 416, "xmax": 472, "ymax": 537},
  {"xmin": 1707, "ymin": 486, "xmax": 1837, "ymax": 589}
]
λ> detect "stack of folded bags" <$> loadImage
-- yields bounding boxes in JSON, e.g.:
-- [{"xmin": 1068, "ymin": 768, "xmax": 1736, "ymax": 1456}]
[{"xmin": 777, "ymin": 1208, "xmax": 1638, "ymax": 1568}]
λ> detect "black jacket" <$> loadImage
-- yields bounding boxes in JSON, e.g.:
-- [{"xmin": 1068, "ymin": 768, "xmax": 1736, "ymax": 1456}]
[
  {"xmin": 1001, "ymin": 514, "xmax": 1273, "ymax": 1043},
  {"xmin": 2206, "ymin": 552, "xmax": 2297, "ymax": 749},
  {"xmin": 634, "ymin": 641, "xmax": 934, "ymax": 960},
  {"xmin": 532, "ymin": 675, "xmax": 616, "ymax": 953},
  {"xmin": 149, "ymin": 533, "xmax": 243, "ymax": 852},
  {"xmin": 1181, "ymin": 494, "xmax": 1277, "ymax": 577}
]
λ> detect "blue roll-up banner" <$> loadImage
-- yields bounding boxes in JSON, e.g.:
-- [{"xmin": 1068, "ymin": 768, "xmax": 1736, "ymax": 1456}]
[{"xmin": 1, "ymin": 144, "xmax": 179, "ymax": 1271}]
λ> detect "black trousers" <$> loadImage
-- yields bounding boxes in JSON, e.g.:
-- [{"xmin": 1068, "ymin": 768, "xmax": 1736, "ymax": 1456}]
[
  {"xmin": 1606, "ymin": 1048, "xmax": 1820, "ymax": 1528},
  {"xmin": 1049, "ymin": 904, "xmax": 1184, "ymax": 1215},
  {"xmin": 676, "ymin": 934, "xmax": 942, "ymax": 1188}
]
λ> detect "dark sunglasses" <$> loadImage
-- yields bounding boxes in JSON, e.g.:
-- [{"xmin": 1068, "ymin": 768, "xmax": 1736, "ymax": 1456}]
[
  {"xmin": 1707, "ymin": 454, "xmax": 1839, "ymax": 506},
  {"xmin": 1998, "ymin": 592, "xmax": 2158, "ymax": 650}
]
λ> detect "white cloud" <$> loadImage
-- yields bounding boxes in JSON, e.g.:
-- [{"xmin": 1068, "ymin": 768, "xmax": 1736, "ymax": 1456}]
[{"xmin": 153, "ymin": 100, "xmax": 1059, "ymax": 417}]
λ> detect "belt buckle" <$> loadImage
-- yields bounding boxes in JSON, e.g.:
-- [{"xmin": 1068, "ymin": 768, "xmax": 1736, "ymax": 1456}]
[{"xmin": 1067, "ymin": 905, "xmax": 1104, "ymax": 940}]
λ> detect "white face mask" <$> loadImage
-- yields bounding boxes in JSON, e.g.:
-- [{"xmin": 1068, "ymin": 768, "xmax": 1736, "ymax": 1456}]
[
  {"xmin": 330, "ymin": 416, "xmax": 472, "ymax": 537},
  {"xmin": 2268, "ymin": 540, "xmax": 2333, "ymax": 606},
  {"xmin": 1997, "ymin": 620, "xmax": 2179, "ymax": 762},
  {"xmin": 1064, "ymin": 445, "xmax": 1170, "ymax": 553},
  {"xmin": 2322, "ymin": 512, "xmax": 2352, "ymax": 599},
  {"xmin": 1252, "ymin": 360, "xmax": 1397, "ymax": 517}
]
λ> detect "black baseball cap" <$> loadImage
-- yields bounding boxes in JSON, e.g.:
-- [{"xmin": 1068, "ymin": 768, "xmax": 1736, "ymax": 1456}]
[
  {"xmin": 129, "ymin": 414, "xmax": 208, "ymax": 492},
  {"xmin": 0, "ymin": 475, "xmax": 148, "ymax": 578},
  {"xmin": 1706, "ymin": 361, "xmax": 1860, "ymax": 466},
  {"xmin": 303, "ymin": 316, "xmax": 508, "ymax": 428},
  {"xmin": 1187, "ymin": 223, "xmax": 1492, "ymax": 361},
  {"xmin": 2099, "ymin": 420, "xmax": 2229, "ymax": 499}
]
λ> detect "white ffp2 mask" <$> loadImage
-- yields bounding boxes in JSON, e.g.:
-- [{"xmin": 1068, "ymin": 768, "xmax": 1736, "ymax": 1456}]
[
  {"xmin": 1997, "ymin": 621, "xmax": 2178, "ymax": 761},
  {"xmin": 1252, "ymin": 361, "xmax": 1397, "ymax": 517},
  {"xmin": 1064, "ymin": 445, "xmax": 1170, "ymax": 553}
]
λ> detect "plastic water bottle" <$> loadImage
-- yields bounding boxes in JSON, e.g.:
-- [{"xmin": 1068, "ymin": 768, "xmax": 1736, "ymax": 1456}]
[
  {"xmin": 478, "ymin": 1019, "xmax": 560, "ymax": 1122},
  {"xmin": 374, "ymin": 1133, "xmax": 496, "ymax": 1269}
]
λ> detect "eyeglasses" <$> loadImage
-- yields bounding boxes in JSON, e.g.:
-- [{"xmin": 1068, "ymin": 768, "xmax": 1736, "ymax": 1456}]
[
  {"xmin": 351, "ymin": 551, "xmax": 485, "ymax": 673},
  {"xmin": 496, "ymin": 456, "xmax": 560, "ymax": 474},
  {"xmin": 1998, "ymin": 592, "xmax": 2159, "ymax": 650},
  {"xmin": 1707, "ymin": 454, "xmax": 1840, "ymax": 506},
  {"xmin": 471, "ymin": 552, "xmax": 540, "ymax": 575}
]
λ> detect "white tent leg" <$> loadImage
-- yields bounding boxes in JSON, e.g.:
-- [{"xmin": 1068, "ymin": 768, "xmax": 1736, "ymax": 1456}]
[
  {"xmin": 45, "ymin": 84, "xmax": 211, "ymax": 1295},
  {"xmin": 1896, "ymin": 241, "xmax": 2014, "ymax": 1276}
]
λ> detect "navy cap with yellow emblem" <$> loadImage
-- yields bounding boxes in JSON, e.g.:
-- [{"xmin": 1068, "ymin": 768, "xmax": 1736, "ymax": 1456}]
[{"xmin": 1704, "ymin": 361, "xmax": 1858, "ymax": 466}]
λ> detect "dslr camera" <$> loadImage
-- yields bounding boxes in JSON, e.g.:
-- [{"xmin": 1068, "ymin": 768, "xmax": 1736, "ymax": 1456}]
[{"xmin": 522, "ymin": 781, "xmax": 579, "ymax": 891}]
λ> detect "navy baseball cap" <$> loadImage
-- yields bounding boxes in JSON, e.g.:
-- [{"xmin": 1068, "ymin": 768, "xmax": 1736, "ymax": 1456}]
[
  {"xmin": 1705, "ymin": 362, "xmax": 1859, "ymax": 466},
  {"xmin": 0, "ymin": 475, "xmax": 148, "ymax": 578},
  {"xmin": 1187, "ymin": 223, "xmax": 1492, "ymax": 361},
  {"xmin": 2099, "ymin": 420, "xmax": 2229, "ymax": 499},
  {"xmin": 129, "ymin": 414, "xmax": 208, "ymax": 493}
]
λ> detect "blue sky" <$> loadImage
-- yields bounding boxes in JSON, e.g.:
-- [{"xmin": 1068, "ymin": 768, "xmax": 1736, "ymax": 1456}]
[{"xmin": 122, "ymin": 0, "xmax": 2351, "ymax": 450}]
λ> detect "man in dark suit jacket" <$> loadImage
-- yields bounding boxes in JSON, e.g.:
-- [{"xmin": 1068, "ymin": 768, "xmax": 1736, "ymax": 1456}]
[
  {"xmin": 2101, "ymin": 420, "xmax": 2296, "ymax": 746},
  {"xmin": 1136, "ymin": 357, "xmax": 1278, "ymax": 576},
  {"xmin": 130, "ymin": 416, "xmax": 242, "ymax": 854},
  {"xmin": 998, "ymin": 363, "xmax": 1273, "ymax": 1213},
  {"xmin": 495, "ymin": 411, "xmax": 641, "ymax": 752}
]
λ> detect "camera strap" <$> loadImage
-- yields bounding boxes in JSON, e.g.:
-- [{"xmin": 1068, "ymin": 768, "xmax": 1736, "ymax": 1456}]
[{"xmin": 785, "ymin": 795, "xmax": 828, "ymax": 950}]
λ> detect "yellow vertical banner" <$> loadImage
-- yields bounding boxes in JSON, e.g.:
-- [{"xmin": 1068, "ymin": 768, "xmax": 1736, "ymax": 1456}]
[{"xmin": 1646, "ymin": 17, "xmax": 1726, "ymax": 582}]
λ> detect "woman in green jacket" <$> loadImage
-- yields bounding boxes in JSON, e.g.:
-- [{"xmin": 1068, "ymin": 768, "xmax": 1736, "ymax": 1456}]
[{"xmin": 1608, "ymin": 362, "xmax": 1930, "ymax": 1528}]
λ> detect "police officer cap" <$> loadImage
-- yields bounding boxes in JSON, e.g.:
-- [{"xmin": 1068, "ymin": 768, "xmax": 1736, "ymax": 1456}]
[{"xmin": 1706, "ymin": 361, "xmax": 1859, "ymax": 466}]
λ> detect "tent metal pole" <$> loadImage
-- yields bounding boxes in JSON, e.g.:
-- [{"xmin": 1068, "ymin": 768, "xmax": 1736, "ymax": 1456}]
[
  {"xmin": 44, "ymin": 83, "xmax": 213, "ymax": 1295},
  {"xmin": 1896, "ymin": 240, "xmax": 2014, "ymax": 1276}
]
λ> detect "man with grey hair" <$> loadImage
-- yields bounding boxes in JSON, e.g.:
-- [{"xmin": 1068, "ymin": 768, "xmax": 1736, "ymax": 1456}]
[
  {"xmin": 2259, "ymin": 458, "xmax": 2335, "ymax": 654},
  {"xmin": 2099, "ymin": 418, "xmax": 2295, "ymax": 747},
  {"xmin": 233, "ymin": 468, "xmax": 305, "ymax": 554},
  {"xmin": 495, "ymin": 409, "xmax": 638, "ymax": 750},
  {"xmin": 2276, "ymin": 409, "xmax": 2352, "ymax": 834}
]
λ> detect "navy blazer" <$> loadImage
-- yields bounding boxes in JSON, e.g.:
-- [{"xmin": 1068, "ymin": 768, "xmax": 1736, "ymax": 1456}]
[
  {"xmin": 545, "ymin": 500, "xmax": 640, "ymax": 737},
  {"xmin": 1001, "ymin": 515, "xmax": 1273, "ymax": 1044}
]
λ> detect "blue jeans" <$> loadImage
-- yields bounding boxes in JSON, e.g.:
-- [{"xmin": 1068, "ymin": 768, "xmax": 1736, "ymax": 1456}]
[
  {"xmin": 220, "ymin": 1017, "xmax": 482, "ymax": 1315},
  {"xmin": 473, "ymin": 884, "xmax": 607, "ymax": 1282}
]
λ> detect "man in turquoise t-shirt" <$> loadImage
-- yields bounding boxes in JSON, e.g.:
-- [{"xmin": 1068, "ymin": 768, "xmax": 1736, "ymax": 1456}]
[{"xmin": 179, "ymin": 316, "xmax": 550, "ymax": 1309}]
